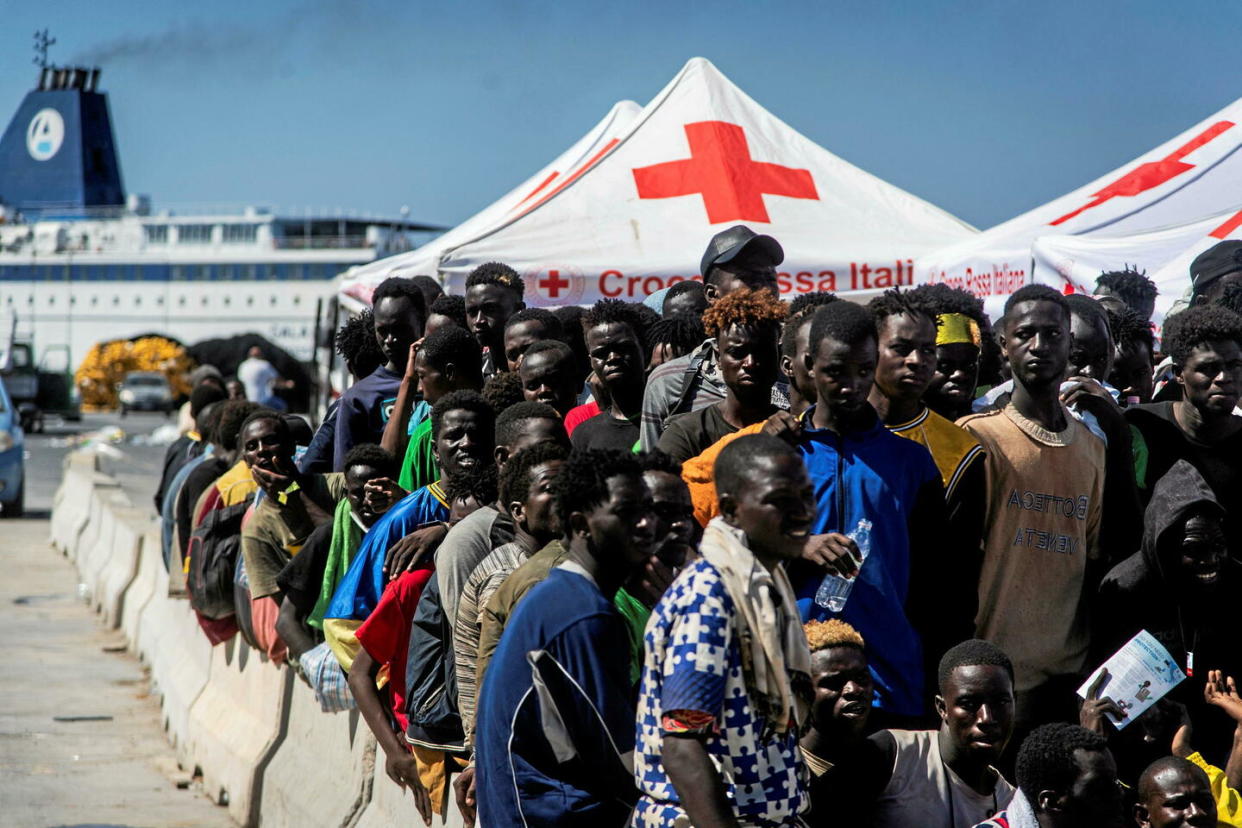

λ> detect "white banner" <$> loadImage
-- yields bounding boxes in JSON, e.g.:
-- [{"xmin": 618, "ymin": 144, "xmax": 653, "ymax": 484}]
[
  {"xmin": 918, "ymin": 98, "xmax": 1242, "ymax": 317},
  {"xmin": 339, "ymin": 57, "xmax": 976, "ymax": 309}
]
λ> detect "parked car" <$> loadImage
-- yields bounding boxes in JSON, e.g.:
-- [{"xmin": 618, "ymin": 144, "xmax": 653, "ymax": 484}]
[
  {"xmin": 0, "ymin": 374, "xmax": 25, "ymax": 517},
  {"xmin": 117, "ymin": 371, "xmax": 174, "ymax": 416}
]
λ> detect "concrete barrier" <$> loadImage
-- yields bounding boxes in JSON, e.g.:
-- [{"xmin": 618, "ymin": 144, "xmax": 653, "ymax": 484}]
[
  {"xmin": 49, "ymin": 451, "xmax": 97, "ymax": 554},
  {"xmin": 68, "ymin": 482, "xmax": 109, "ymax": 568},
  {"xmin": 50, "ymin": 448, "xmax": 480, "ymax": 828},
  {"xmin": 355, "ymin": 764, "xmax": 467, "ymax": 828},
  {"xmin": 188, "ymin": 637, "xmax": 289, "ymax": 824},
  {"xmin": 93, "ymin": 506, "xmax": 148, "ymax": 628},
  {"xmin": 80, "ymin": 491, "xmax": 134, "ymax": 608},
  {"xmin": 120, "ymin": 525, "xmax": 161, "ymax": 651},
  {"xmin": 258, "ymin": 684, "xmax": 377, "ymax": 827},
  {"xmin": 134, "ymin": 544, "xmax": 212, "ymax": 771}
]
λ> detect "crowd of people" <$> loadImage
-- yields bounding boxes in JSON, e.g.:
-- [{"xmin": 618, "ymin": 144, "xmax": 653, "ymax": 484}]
[{"xmin": 155, "ymin": 226, "xmax": 1242, "ymax": 827}]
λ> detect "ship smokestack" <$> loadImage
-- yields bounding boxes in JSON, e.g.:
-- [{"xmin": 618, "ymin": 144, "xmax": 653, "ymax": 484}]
[
  {"xmin": 88, "ymin": 68, "xmax": 100, "ymax": 93},
  {"xmin": 37, "ymin": 67, "xmax": 49, "ymax": 90}
]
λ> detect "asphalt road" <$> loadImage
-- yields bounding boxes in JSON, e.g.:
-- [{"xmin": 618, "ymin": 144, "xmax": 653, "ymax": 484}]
[{"xmin": 0, "ymin": 411, "xmax": 235, "ymax": 827}]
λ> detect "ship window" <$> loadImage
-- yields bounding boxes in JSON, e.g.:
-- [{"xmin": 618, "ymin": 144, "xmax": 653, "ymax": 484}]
[
  {"xmin": 171, "ymin": 266, "xmax": 185, "ymax": 281},
  {"xmin": 178, "ymin": 224, "xmax": 214, "ymax": 244},
  {"xmin": 219, "ymin": 264, "xmax": 236, "ymax": 280},
  {"xmin": 222, "ymin": 224, "xmax": 258, "ymax": 244},
  {"xmin": 144, "ymin": 225, "xmax": 169, "ymax": 244},
  {"xmin": 134, "ymin": 296, "xmax": 141, "ymax": 306},
  {"xmin": 178, "ymin": 296, "xmax": 186, "ymax": 306}
]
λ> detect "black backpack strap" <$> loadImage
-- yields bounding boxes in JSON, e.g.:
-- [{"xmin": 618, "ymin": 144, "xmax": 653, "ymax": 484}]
[{"xmin": 667, "ymin": 350, "xmax": 707, "ymax": 419}]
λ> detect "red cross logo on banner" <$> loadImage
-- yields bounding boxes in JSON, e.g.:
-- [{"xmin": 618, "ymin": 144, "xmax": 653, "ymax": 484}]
[
  {"xmin": 539, "ymin": 269, "xmax": 570, "ymax": 298},
  {"xmin": 632, "ymin": 121, "xmax": 819, "ymax": 224},
  {"xmin": 1049, "ymin": 120, "xmax": 1235, "ymax": 226}
]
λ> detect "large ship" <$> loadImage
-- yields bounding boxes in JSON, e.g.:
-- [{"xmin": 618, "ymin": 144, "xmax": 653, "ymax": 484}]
[{"xmin": 0, "ymin": 60, "xmax": 439, "ymax": 370}]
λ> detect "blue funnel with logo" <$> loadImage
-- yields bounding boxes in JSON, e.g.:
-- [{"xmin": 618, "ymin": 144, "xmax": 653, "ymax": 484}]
[{"xmin": 0, "ymin": 66, "xmax": 124, "ymax": 216}]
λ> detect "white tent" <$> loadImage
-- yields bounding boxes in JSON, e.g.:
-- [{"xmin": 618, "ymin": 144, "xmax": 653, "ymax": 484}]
[
  {"xmin": 1031, "ymin": 206, "xmax": 1242, "ymax": 326},
  {"xmin": 338, "ymin": 99, "xmax": 643, "ymax": 309},
  {"xmin": 342, "ymin": 57, "xmax": 976, "ymax": 308},
  {"xmin": 917, "ymin": 96, "xmax": 1242, "ymax": 315}
]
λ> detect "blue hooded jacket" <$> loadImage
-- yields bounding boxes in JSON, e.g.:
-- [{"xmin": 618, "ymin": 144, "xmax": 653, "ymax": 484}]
[{"xmin": 796, "ymin": 406, "xmax": 946, "ymax": 717}]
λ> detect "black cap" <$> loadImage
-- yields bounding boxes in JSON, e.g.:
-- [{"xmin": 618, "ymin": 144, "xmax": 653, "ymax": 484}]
[
  {"xmin": 1190, "ymin": 240, "xmax": 1242, "ymax": 293},
  {"xmin": 699, "ymin": 225, "xmax": 784, "ymax": 279}
]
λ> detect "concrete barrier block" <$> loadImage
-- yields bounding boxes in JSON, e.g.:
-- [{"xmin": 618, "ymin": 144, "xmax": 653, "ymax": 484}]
[
  {"xmin": 188, "ymin": 637, "xmax": 288, "ymax": 824},
  {"xmin": 94, "ymin": 507, "xmax": 151, "ymax": 628},
  {"xmin": 355, "ymin": 758, "xmax": 466, "ymax": 828},
  {"xmin": 120, "ymin": 525, "xmax": 161, "ymax": 649},
  {"xmin": 136, "ymin": 559, "xmax": 212, "ymax": 770},
  {"xmin": 49, "ymin": 458, "xmax": 96, "ymax": 553},
  {"xmin": 258, "ymin": 682, "xmax": 377, "ymax": 828},
  {"xmin": 75, "ymin": 491, "xmax": 118, "ymax": 597}
]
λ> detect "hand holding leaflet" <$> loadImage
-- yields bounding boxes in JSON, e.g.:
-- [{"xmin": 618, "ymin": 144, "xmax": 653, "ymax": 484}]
[{"xmin": 1077, "ymin": 630, "xmax": 1186, "ymax": 730}]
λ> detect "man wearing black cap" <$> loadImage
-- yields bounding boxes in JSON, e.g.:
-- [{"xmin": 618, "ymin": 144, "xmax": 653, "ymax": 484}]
[
  {"xmin": 1191, "ymin": 240, "xmax": 1242, "ymax": 306},
  {"xmin": 639, "ymin": 225, "xmax": 788, "ymax": 450}
]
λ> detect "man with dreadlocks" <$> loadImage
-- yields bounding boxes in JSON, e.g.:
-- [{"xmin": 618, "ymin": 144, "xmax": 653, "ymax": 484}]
[
  {"xmin": 868, "ymin": 288, "xmax": 986, "ymax": 627},
  {"xmin": 1095, "ymin": 266, "xmax": 1159, "ymax": 322},
  {"xmin": 301, "ymin": 309, "xmax": 386, "ymax": 474},
  {"xmin": 1107, "ymin": 305, "xmax": 1156, "ymax": 406},
  {"xmin": 657, "ymin": 288, "xmax": 787, "ymax": 464},
  {"xmin": 918, "ymin": 284, "xmax": 994, "ymax": 423}
]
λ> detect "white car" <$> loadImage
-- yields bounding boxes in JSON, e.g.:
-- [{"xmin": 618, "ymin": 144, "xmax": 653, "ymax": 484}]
[{"xmin": 118, "ymin": 372, "xmax": 174, "ymax": 416}]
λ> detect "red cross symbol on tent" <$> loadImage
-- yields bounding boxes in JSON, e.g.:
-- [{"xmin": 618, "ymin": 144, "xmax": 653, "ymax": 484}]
[
  {"xmin": 1048, "ymin": 120, "xmax": 1235, "ymax": 226},
  {"xmin": 632, "ymin": 121, "xmax": 819, "ymax": 224},
  {"xmin": 539, "ymin": 269, "xmax": 570, "ymax": 298}
]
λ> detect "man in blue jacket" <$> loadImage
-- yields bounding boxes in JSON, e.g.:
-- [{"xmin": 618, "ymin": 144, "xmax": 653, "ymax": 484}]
[{"xmin": 782, "ymin": 300, "xmax": 969, "ymax": 726}]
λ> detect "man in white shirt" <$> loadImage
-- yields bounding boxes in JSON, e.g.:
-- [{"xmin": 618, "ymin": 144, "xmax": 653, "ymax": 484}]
[{"xmin": 237, "ymin": 346, "xmax": 281, "ymax": 406}]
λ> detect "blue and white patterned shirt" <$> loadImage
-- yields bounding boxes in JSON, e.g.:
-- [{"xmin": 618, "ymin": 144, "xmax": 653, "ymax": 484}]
[{"xmin": 632, "ymin": 558, "xmax": 807, "ymax": 827}]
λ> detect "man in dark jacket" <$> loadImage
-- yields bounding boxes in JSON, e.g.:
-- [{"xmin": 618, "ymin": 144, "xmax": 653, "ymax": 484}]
[
  {"xmin": 1095, "ymin": 459, "xmax": 1240, "ymax": 765},
  {"xmin": 1126, "ymin": 305, "xmax": 1242, "ymax": 551}
]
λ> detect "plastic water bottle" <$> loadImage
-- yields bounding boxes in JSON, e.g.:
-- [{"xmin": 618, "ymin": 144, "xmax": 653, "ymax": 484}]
[{"xmin": 814, "ymin": 519, "xmax": 872, "ymax": 611}]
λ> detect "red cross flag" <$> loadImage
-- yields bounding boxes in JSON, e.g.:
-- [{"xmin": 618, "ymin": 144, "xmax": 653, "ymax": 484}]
[
  {"xmin": 916, "ymin": 98, "xmax": 1242, "ymax": 317},
  {"xmin": 341, "ymin": 57, "xmax": 975, "ymax": 309}
]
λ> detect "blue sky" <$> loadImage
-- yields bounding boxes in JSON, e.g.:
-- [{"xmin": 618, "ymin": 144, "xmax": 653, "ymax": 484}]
[{"xmin": 4, "ymin": 1, "xmax": 1238, "ymax": 230}]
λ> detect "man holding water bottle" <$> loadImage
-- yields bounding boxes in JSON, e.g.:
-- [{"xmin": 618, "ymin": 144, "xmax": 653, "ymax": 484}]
[{"xmin": 775, "ymin": 300, "xmax": 964, "ymax": 729}]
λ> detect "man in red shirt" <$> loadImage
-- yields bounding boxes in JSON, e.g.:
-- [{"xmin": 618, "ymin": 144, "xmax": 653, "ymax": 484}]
[{"xmin": 348, "ymin": 566, "xmax": 435, "ymax": 825}]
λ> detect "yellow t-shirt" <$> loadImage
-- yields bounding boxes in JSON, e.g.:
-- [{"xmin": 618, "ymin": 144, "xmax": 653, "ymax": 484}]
[
  {"xmin": 888, "ymin": 407, "xmax": 984, "ymax": 501},
  {"xmin": 215, "ymin": 459, "xmax": 257, "ymax": 507},
  {"xmin": 1188, "ymin": 752, "xmax": 1242, "ymax": 827}
]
